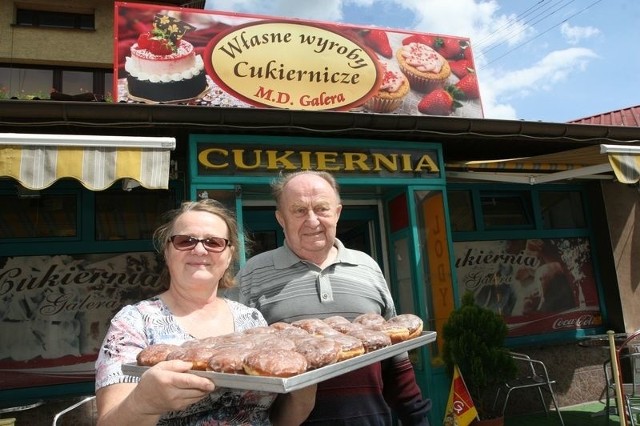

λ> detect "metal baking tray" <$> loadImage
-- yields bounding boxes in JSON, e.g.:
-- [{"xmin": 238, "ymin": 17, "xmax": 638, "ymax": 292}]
[{"xmin": 123, "ymin": 331, "xmax": 436, "ymax": 393}]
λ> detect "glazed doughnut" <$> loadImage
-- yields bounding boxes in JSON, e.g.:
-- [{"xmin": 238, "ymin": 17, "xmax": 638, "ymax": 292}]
[
  {"xmin": 136, "ymin": 343, "xmax": 182, "ymax": 366},
  {"xmin": 243, "ymin": 349, "xmax": 308, "ymax": 377},
  {"xmin": 375, "ymin": 323, "xmax": 411, "ymax": 343},
  {"xmin": 274, "ymin": 327, "xmax": 311, "ymax": 338},
  {"xmin": 329, "ymin": 321, "xmax": 364, "ymax": 334},
  {"xmin": 243, "ymin": 326, "xmax": 276, "ymax": 335},
  {"xmin": 386, "ymin": 314, "xmax": 423, "ymax": 339},
  {"xmin": 323, "ymin": 315, "xmax": 351, "ymax": 328},
  {"xmin": 207, "ymin": 346, "xmax": 254, "ymax": 373},
  {"xmin": 346, "ymin": 328, "xmax": 392, "ymax": 352},
  {"xmin": 292, "ymin": 318, "xmax": 335, "ymax": 335},
  {"xmin": 253, "ymin": 335, "xmax": 296, "ymax": 351},
  {"xmin": 269, "ymin": 322, "xmax": 296, "ymax": 331},
  {"xmin": 328, "ymin": 334, "xmax": 366, "ymax": 361},
  {"xmin": 294, "ymin": 337, "xmax": 341, "ymax": 369},
  {"xmin": 166, "ymin": 346, "xmax": 219, "ymax": 370},
  {"xmin": 353, "ymin": 313, "xmax": 386, "ymax": 329}
]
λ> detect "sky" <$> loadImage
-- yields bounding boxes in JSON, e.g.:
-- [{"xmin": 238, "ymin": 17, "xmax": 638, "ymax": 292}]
[{"xmin": 203, "ymin": 0, "xmax": 640, "ymax": 123}]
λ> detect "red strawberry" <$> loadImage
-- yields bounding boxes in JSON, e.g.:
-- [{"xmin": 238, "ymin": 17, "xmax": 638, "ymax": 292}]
[
  {"xmin": 454, "ymin": 73, "xmax": 480, "ymax": 99},
  {"xmin": 437, "ymin": 38, "xmax": 468, "ymax": 59},
  {"xmin": 136, "ymin": 32, "xmax": 152, "ymax": 49},
  {"xmin": 148, "ymin": 38, "xmax": 173, "ymax": 55},
  {"xmin": 449, "ymin": 59, "xmax": 474, "ymax": 79},
  {"xmin": 402, "ymin": 34, "xmax": 436, "ymax": 47},
  {"xmin": 418, "ymin": 88, "xmax": 462, "ymax": 116},
  {"xmin": 362, "ymin": 29, "xmax": 392, "ymax": 58},
  {"xmin": 463, "ymin": 44, "xmax": 474, "ymax": 61}
]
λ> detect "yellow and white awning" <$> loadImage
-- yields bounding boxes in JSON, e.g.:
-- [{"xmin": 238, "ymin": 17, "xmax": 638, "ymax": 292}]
[
  {"xmin": 447, "ymin": 143, "xmax": 640, "ymax": 185},
  {"xmin": 0, "ymin": 133, "xmax": 176, "ymax": 190},
  {"xmin": 601, "ymin": 144, "xmax": 640, "ymax": 184}
]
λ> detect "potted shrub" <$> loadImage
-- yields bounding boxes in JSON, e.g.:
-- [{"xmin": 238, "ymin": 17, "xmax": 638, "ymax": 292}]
[{"xmin": 442, "ymin": 291, "xmax": 517, "ymax": 424}]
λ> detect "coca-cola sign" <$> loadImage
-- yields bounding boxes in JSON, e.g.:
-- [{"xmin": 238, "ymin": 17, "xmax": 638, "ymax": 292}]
[{"xmin": 453, "ymin": 238, "xmax": 602, "ymax": 337}]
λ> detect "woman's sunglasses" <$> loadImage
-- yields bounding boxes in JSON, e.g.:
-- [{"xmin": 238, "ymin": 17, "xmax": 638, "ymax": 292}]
[{"xmin": 169, "ymin": 235, "xmax": 230, "ymax": 253}]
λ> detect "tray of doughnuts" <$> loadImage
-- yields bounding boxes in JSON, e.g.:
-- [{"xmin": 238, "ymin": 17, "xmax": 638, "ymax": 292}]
[{"xmin": 122, "ymin": 314, "xmax": 436, "ymax": 393}]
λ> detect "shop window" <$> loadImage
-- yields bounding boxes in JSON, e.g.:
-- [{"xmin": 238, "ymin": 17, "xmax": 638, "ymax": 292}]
[
  {"xmin": 480, "ymin": 192, "xmax": 532, "ymax": 229},
  {"xmin": 95, "ymin": 191, "xmax": 175, "ymax": 241},
  {"xmin": 0, "ymin": 193, "xmax": 77, "ymax": 238},
  {"xmin": 16, "ymin": 8, "xmax": 95, "ymax": 30},
  {"xmin": 540, "ymin": 191, "xmax": 586, "ymax": 229},
  {"xmin": 447, "ymin": 190, "xmax": 475, "ymax": 231}
]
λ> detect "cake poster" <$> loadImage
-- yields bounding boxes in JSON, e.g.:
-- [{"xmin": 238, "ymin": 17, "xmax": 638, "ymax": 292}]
[
  {"xmin": 453, "ymin": 238, "xmax": 603, "ymax": 338},
  {"xmin": 114, "ymin": 2, "xmax": 484, "ymax": 117}
]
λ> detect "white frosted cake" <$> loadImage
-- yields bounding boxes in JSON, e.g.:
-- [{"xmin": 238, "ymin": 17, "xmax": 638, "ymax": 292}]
[{"xmin": 125, "ymin": 14, "xmax": 207, "ymax": 103}]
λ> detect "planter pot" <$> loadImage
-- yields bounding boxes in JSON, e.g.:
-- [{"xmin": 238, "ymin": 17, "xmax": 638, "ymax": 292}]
[{"xmin": 472, "ymin": 416, "xmax": 504, "ymax": 426}]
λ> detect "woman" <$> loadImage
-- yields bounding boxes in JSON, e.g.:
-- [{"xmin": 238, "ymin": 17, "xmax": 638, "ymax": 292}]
[{"xmin": 95, "ymin": 199, "xmax": 315, "ymax": 425}]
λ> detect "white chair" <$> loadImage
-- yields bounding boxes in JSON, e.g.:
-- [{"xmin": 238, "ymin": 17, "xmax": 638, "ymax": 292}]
[
  {"xmin": 493, "ymin": 351, "xmax": 565, "ymax": 425},
  {"xmin": 52, "ymin": 395, "xmax": 95, "ymax": 426}
]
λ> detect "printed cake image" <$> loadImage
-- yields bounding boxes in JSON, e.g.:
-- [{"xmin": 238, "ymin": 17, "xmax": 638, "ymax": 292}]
[{"xmin": 125, "ymin": 14, "xmax": 207, "ymax": 103}]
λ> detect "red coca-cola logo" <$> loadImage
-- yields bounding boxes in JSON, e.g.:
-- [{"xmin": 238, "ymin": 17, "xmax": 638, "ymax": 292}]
[{"xmin": 552, "ymin": 315, "xmax": 595, "ymax": 329}]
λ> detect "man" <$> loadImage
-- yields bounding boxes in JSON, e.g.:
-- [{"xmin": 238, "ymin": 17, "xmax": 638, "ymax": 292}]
[{"xmin": 232, "ymin": 170, "xmax": 431, "ymax": 425}]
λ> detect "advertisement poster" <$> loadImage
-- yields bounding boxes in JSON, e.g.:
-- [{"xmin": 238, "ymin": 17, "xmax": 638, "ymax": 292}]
[
  {"xmin": 114, "ymin": 2, "xmax": 483, "ymax": 117},
  {"xmin": 453, "ymin": 238, "xmax": 602, "ymax": 337},
  {"xmin": 0, "ymin": 253, "xmax": 164, "ymax": 390}
]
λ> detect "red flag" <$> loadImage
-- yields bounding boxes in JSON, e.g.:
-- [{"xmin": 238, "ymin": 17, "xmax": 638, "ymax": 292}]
[{"xmin": 443, "ymin": 364, "xmax": 479, "ymax": 426}]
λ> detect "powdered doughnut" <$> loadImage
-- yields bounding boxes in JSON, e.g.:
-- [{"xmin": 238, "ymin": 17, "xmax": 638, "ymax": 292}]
[
  {"xmin": 294, "ymin": 337, "xmax": 341, "ymax": 369},
  {"xmin": 328, "ymin": 334, "xmax": 366, "ymax": 361},
  {"xmin": 347, "ymin": 328, "xmax": 392, "ymax": 352},
  {"xmin": 386, "ymin": 314, "xmax": 423, "ymax": 339},
  {"xmin": 243, "ymin": 349, "xmax": 308, "ymax": 377},
  {"xmin": 207, "ymin": 346, "xmax": 254, "ymax": 373},
  {"xmin": 136, "ymin": 343, "xmax": 182, "ymax": 366},
  {"xmin": 166, "ymin": 346, "xmax": 219, "ymax": 370},
  {"xmin": 353, "ymin": 313, "xmax": 386, "ymax": 329}
]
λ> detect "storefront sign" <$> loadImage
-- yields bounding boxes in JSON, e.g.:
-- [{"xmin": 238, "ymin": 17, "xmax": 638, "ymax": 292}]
[
  {"xmin": 196, "ymin": 144, "xmax": 441, "ymax": 177},
  {"xmin": 453, "ymin": 238, "xmax": 602, "ymax": 337},
  {"xmin": 423, "ymin": 193, "xmax": 455, "ymax": 354},
  {"xmin": 208, "ymin": 21, "xmax": 380, "ymax": 110},
  {"xmin": 0, "ymin": 253, "xmax": 164, "ymax": 390},
  {"xmin": 114, "ymin": 3, "xmax": 483, "ymax": 117}
]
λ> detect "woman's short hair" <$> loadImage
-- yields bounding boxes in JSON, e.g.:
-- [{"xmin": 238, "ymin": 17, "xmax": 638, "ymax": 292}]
[{"xmin": 153, "ymin": 199, "xmax": 240, "ymax": 289}]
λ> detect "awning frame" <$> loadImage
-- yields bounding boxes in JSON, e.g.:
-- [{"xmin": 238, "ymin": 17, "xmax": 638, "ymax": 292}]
[
  {"xmin": 0, "ymin": 133, "xmax": 176, "ymax": 149},
  {"xmin": 445, "ymin": 143, "xmax": 640, "ymax": 185}
]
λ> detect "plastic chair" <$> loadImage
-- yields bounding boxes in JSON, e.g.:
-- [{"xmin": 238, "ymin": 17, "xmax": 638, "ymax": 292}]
[
  {"xmin": 52, "ymin": 395, "xmax": 95, "ymax": 426},
  {"xmin": 493, "ymin": 351, "xmax": 565, "ymax": 425}
]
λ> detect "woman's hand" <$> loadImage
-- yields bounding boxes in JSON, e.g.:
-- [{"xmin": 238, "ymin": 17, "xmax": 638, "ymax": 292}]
[
  {"xmin": 132, "ymin": 360, "xmax": 216, "ymax": 413},
  {"xmin": 97, "ymin": 360, "xmax": 216, "ymax": 426},
  {"xmin": 270, "ymin": 383, "xmax": 317, "ymax": 426}
]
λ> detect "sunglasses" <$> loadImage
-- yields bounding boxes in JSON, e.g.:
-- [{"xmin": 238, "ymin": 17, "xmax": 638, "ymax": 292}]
[{"xmin": 169, "ymin": 235, "xmax": 230, "ymax": 253}]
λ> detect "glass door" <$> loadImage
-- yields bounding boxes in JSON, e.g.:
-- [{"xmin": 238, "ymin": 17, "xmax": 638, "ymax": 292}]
[{"xmin": 242, "ymin": 205, "xmax": 381, "ymax": 264}]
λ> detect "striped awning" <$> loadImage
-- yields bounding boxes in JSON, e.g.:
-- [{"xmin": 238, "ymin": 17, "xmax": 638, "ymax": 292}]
[
  {"xmin": 0, "ymin": 133, "xmax": 176, "ymax": 190},
  {"xmin": 602, "ymin": 144, "xmax": 640, "ymax": 184}
]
